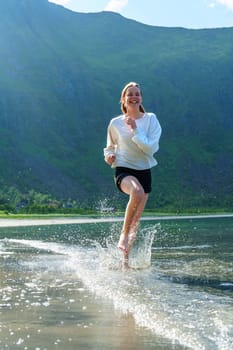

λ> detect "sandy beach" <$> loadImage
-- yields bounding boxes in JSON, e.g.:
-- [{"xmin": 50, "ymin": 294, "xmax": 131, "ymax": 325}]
[{"xmin": 0, "ymin": 213, "xmax": 232, "ymax": 227}]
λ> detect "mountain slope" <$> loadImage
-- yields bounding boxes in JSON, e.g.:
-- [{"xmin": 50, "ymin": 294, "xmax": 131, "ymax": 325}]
[{"xmin": 0, "ymin": 0, "xmax": 232, "ymax": 210}]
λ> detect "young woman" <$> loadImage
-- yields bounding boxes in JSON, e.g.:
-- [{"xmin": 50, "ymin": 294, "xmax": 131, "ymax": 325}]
[{"xmin": 104, "ymin": 82, "xmax": 162, "ymax": 266}]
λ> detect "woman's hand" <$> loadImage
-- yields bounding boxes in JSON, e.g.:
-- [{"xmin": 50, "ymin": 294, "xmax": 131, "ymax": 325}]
[
  {"xmin": 125, "ymin": 117, "xmax": 137, "ymax": 130},
  {"xmin": 106, "ymin": 154, "xmax": 116, "ymax": 165}
]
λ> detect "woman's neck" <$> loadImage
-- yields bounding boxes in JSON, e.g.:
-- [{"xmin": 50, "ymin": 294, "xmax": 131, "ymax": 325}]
[{"xmin": 126, "ymin": 110, "xmax": 144, "ymax": 119}]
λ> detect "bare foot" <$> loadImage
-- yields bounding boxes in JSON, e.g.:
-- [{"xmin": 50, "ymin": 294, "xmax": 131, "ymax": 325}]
[
  {"xmin": 119, "ymin": 258, "xmax": 129, "ymax": 270},
  {"xmin": 118, "ymin": 233, "xmax": 128, "ymax": 253}
]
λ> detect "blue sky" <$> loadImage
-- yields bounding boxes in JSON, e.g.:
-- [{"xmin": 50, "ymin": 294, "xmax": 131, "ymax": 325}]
[{"xmin": 48, "ymin": 0, "xmax": 233, "ymax": 28}]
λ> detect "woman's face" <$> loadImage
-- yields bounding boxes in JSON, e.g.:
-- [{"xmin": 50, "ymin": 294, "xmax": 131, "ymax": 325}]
[{"xmin": 123, "ymin": 86, "xmax": 142, "ymax": 110}]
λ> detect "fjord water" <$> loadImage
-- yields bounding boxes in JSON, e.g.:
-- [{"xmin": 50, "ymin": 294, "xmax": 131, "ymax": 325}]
[{"xmin": 0, "ymin": 217, "xmax": 232, "ymax": 350}]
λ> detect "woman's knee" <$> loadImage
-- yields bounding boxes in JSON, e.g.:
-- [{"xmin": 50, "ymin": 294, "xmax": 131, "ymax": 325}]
[
  {"xmin": 121, "ymin": 176, "xmax": 142, "ymax": 195},
  {"xmin": 130, "ymin": 183, "xmax": 145, "ymax": 200}
]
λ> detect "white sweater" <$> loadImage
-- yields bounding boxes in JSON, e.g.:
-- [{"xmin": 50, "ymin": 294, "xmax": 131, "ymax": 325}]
[{"xmin": 104, "ymin": 113, "xmax": 162, "ymax": 170}]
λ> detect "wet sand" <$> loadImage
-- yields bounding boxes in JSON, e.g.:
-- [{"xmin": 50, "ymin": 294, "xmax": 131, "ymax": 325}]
[
  {"xmin": 0, "ymin": 238, "xmax": 187, "ymax": 350},
  {"xmin": 0, "ymin": 213, "xmax": 232, "ymax": 227}
]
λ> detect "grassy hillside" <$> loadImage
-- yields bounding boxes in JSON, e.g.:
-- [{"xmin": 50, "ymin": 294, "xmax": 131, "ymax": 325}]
[{"xmin": 0, "ymin": 0, "xmax": 232, "ymax": 212}]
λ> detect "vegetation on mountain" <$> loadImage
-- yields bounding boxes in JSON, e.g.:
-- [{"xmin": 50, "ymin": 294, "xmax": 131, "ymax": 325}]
[{"xmin": 0, "ymin": 0, "xmax": 232, "ymax": 213}]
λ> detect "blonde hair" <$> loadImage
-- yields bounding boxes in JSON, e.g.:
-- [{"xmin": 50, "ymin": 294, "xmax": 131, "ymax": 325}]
[{"xmin": 120, "ymin": 81, "xmax": 145, "ymax": 114}]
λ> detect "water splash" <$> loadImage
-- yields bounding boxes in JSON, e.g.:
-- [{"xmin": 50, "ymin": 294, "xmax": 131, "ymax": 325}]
[{"xmin": 94, "ymin": 224, "xmax": 159, "ymax": 271}]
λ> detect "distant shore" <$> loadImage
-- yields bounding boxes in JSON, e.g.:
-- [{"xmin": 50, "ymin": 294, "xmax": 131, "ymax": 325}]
[{"xmin": 0, "ymin": 213, "xmax": 232, "ymax": 227}]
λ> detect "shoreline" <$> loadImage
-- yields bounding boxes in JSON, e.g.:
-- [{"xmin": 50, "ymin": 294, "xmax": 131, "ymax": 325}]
[{"xmin": 0, "ymin": 213, "xmax": 232, "ymax": 227}]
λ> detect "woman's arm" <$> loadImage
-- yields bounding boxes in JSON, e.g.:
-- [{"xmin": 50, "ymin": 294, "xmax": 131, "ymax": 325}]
[
  {"xmin": 132, "ymin": 114, "xmax": 162, "ymax": 156},
  {"xmin": 103, "ymin": 123, "xmax": 116, "ymax": 164}
]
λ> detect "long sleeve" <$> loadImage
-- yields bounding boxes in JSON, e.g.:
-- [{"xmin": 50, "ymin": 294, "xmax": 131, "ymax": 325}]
[
  {"xmin": 103, "ymin": 123, "xmax": 116, "ymax": 163},
  {"xmin": 132, "ymin": 114, "xmax": 162, "ymax": 156}
]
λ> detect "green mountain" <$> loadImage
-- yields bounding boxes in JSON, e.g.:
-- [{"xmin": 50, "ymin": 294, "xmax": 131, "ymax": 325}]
[{"xmin": 0, "ymin": 0, "xmax": 232, "ymax": 212}]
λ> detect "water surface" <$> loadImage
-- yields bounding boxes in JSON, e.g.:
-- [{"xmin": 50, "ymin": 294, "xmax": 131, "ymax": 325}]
[{"xmin": 0, "ymin": 217, "xmax": 232, "ymax": 350}]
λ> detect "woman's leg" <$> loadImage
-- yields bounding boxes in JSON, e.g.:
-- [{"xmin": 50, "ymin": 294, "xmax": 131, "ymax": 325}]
[
  {"xmin": 118, "ymin": 175, "xmax": 149, "ymax": 256},
  {"xmin": 127, "ymin": 192, "xmax": 148, "ymax": 251}
]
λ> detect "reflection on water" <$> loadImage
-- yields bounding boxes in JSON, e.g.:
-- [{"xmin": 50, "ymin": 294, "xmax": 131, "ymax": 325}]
[{"xmin": 0, "ymin": 217, "xmax": 233, "ymax": 350}]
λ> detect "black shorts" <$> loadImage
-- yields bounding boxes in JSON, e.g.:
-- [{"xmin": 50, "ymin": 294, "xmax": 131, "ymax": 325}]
[{"xmin": 114, "ymin": 167, "xmax": 152, "ymax": 194}]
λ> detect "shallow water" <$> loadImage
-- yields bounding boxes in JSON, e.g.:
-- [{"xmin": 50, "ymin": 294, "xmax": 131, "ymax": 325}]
[{"xmin": 0, "ymin": 217, "xmax": 233, "ymax": 350}]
